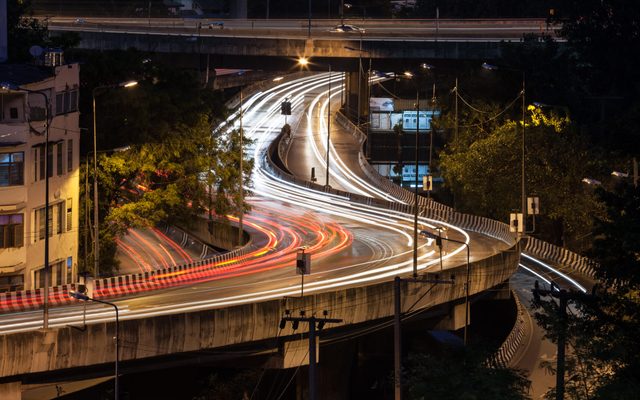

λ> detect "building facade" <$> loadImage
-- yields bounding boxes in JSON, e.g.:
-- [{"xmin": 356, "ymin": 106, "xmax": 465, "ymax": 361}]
[{"xmin": 0, "ymin": 62, "xmax": 80, "ymax": 291}]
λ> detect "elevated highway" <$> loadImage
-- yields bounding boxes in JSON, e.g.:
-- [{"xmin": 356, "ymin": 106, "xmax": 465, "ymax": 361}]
[
  {"xmin": 46, "ymin": 17, "xmax": 560, "ymax": 64},
  {"xmin": 0, "ymin": 73, "xmax": 518, "ymax": 398}
]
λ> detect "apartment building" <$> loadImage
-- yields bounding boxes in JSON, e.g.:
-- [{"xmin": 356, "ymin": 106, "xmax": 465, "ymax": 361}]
[{"xmin": 0, "ymin": 61, "xmax": 80, "ymax": 292}]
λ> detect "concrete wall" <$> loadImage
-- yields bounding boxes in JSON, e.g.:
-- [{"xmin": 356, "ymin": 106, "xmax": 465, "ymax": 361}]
[{"xmin": 0, "ymin": 244, "xmax": 519, "ymax": 381}]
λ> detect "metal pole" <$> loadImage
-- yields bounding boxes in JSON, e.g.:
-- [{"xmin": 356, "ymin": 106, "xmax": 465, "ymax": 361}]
[
  {"xmin": 92, "ymin": 298, "xmax": 119, "ymax": 400},
  {"xmin": 42, "ymin": 92, "xmax": 50, "ymax": 329},
  {"xmin": 326, "ymin": 65, "xmax": 332, "ymax": 187},
  {"xmin": 464, "ymin": 243, "xmax": 470, "ymax": 346},
  {"xmin": 309, "ymin": 316, "xmax": 317, "ymax": 400},
  {"xmin": 238, "ymin": 88, "xmax": 244, "ymax": 246},
  {"xmin": 556, "ymin": 292, "xmax": 567, "ymax": 400},
  {"xmin": 84, "ymin": 157, "xmax": 90, "ymax": 275},
  {"xmin": 521, "ymin": 73, "xmax": 526, "ymax": 237},
  {"xmin": 393, "ymin": 276, "xmax": 402, "ymax": 400},
  {"xmin": 454, "ymin": 78, "xmax": 458, "ymax": 142},
  {"xmin": 357, "ymin": 34, "xmax": 362, "ymax": 125},
  {"xmin": 413, "ymin": 92, "xmax": 419, "ymax": 278},
  {"xmin": 92, "ymin": 92, "xmax": 99, "ymax": 279},
  {"xmin": 308, "ymin": 0, "xmax": 312, "ymax": 37}
]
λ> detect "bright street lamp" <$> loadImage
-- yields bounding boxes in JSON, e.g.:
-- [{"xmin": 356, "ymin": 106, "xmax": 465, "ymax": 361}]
[
  {"xmin": 91, "ymin": 81, "xmax": 137, "ymax": 278},
  {"xmin": 298, "ymin": 57, "xmax": 332, "ymax": 187},
  {"xmin": 69, "ymin": 291, "xmax": 120, "ymax": 400}
]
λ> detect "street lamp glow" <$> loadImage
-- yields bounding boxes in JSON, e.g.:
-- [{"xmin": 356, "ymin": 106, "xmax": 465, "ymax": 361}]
[
  {"xmin": 122, "ymin": 80, "xmax": 138, "ymax": 88},
  {"xmin": 420, "ymin": 63, "xmax": 435, "ymax": 70},
  {"xmin": 404, "ymin": 71, "xmax": 413, "ymax": 78},
  {"xmin": 298, "ymin": 57, "xmax": 309, "ymax": 67}
]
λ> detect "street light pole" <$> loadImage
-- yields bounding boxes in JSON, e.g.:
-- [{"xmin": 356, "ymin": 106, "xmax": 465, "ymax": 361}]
[
  {"xmin": 238, "ymin": 87, "xmax": 244, "ymax": 246},
  {"xmin": 413, "ymin": 91, "xmax": 419, "ymax": 278},
  {"xmin": 326, "ymin": 64, "xmax": 332, "ymax": 187},
  {"xmin": 91, "ymin": 81, "xmax": 137, "ymax": 279},
  {"xmin": 70, "ymin": 291, "xmax": 119, "ymax": 399}
]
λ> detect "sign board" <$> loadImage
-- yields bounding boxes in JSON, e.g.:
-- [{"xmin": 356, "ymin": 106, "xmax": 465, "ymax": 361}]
[
  {"xmin": 509, "ymin": 213, "xmax": 523, "ymax": 233},
  {"xmin": 296, "ymin": 252, "xmax": 311, "ymax": 275},
  {"xmin": 527, "ymin": 196, "xmax": 540, "ymax": 215},
  {"xmin": 370, "ymin": 97, "xmax": 395, "ymax": 112}
]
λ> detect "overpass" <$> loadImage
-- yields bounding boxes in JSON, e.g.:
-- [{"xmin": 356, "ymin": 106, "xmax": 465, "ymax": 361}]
[{"xmin": 48, "ymin": 17, "xmax": 560, "ymax": 68}]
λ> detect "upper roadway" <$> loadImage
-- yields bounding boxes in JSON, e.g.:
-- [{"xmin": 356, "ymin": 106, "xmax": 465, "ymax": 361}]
[{"xmin": 45, "ymin": 17, "xmax": 561, "ymax": 62}]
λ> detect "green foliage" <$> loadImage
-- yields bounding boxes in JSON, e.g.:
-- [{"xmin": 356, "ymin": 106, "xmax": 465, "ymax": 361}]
[
  {"xmin": 439, "ymin": 105, "xmax": 601, "ymax": 243},
  {"xmin": 74, "ymin": 51, "xmax": 252, "ymax": 276},
  {"xmin": 405, "ymin": 347, "xmax": 530, "ymax": 400},
  {"xmin": 533, "ymin": 183, "xmax": 640, "ymax": 399}
]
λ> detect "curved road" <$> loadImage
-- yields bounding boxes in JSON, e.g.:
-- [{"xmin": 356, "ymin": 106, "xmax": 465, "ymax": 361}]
[{"xmin": 0, "ymin": 74, "xmax": 510, "ymax": 335}]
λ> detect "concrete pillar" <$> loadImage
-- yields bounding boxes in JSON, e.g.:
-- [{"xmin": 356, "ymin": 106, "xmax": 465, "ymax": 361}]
[
  {"xmin": 0, "ymin": 381, "xmax": 21, "ymax": 400},
  {"xmin": 344, "ymin": 71, "xmax": 369, "ymax": 124},
  {"xmin": 434, "ymin": 302, "xmax": 469, "ymax": 331}
]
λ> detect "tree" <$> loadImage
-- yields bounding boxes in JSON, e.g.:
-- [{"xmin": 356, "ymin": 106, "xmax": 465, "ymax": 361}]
[
  {"xmin": 405, "ymin": 346, "xmax": 530, "ymax": 400},
  {"xmin": 6, "ymin": 0, "xmax": 79, "ymax": 62},
  {"xmin": 438, "ymin": 104, "xmax": 601, "ymax": 246},
  {"xmin": 533, "ymin": 183, "xmax": 640, "ymax": 399},
  {"xmin": 76, "ymin": 51, "xmax": 251, "ymax": 276}
]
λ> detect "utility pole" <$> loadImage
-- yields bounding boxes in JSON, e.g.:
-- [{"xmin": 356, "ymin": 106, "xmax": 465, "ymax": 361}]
[
  {"xmin": 532, "ymin": 281, "xmax": 595, "ymax": 400},
  {"xmin": 280, "ymin": 310, "xmax": 342, "ymax": 400},
  {"xmin": 394, "ymin": 274, "xmax": 455, "ymax": 400}
]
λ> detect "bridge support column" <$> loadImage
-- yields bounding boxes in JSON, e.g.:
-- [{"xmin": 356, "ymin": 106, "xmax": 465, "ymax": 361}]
[
  {"xmin": 435, "ymin": 302, "xmax": 469, "ymax": 332},
  {"xmin": 0, "ymin": 381, "xmax": 21, "ymax": 400},
  {"xmin": 344, "ymin": 71, "xmax": 369, "ymax": 126}
]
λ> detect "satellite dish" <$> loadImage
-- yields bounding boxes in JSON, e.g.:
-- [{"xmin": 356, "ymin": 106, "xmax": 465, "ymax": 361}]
[{"xmin": 29, "ymin": 45, "xmax": 44, "ymax": 57}]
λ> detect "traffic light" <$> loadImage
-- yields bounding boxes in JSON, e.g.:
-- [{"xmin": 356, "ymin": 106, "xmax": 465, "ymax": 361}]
[{"xmin": 281, "ymin": 100, "xmax": 292, "ymax": 115}]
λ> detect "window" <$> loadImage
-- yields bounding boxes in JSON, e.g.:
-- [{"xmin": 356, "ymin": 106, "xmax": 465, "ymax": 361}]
[
  {"xmin": 0, "ymin": 152, "xmax": 24, "ymax": 186},
  {"xmin": 9, "ymin": 107, "xmax": 18, "ymax": 119},
  {"xmin": 56, "ymin": 202, "xmax": 64, "ymax": 234},
  {"xmin": 54, "ymin": 261, "xmax": 62, "ymax": 286},
  {"xmin": 39, "ymin": 146, "xmax": 45, "ymax": 181},
  {"xmin": 55, "ymin": 90, "xmax": 78, "ymax": 115},
  {"xmin": 57, "ymin": 142, "xmax": 63, "ymax": 176},
  {"xmin": 34, "ymin": 268, "xmax": 46, "ymax": 289},
  {"xmin": 66, "ymin": 257, "xmax": 73, "ymax": 284},
  {"xmin": 36, "ymin": 206, "xmax": 53, "ymax": 241},
  {"xmin": 67, "ymin": 139, "xmax": 73, "ymax": 172},
  {"xmin": 0, "ymin": 214, "xmax": 24, "ymax": 248},
  {"xmin": 66, "ymin": 199, "xmax": 72, "ymax": 231}
]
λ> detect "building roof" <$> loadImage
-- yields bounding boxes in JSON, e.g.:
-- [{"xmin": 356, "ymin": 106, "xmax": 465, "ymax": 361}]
[{"xmin": 0, "ymin": 64, "xmax": 54, "ymax": 87}]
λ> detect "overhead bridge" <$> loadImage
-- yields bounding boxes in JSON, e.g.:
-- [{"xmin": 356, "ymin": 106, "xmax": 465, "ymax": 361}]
[{"xmin": 47, "ymin": 17, "xmax": 559, "ymax": 66}]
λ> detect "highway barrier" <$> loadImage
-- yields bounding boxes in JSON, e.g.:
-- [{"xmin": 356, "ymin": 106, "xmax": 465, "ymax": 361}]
[{"xmin": 491, "ymin": 291, "xmax": 527, "ymax": 368}]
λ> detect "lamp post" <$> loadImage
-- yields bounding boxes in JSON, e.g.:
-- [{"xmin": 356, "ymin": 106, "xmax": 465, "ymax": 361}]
[
  {"xmin": 481, "ymin": 62, "xmax": 526, "ymax": 237},
  {"xmin": 402, "ymin": 65, "xmax": 435, "ymax": 277},
  {"xmin": 91, "ymin": 81, "xmax": 137, "ymax": 278},
  {"xmin": 70, "ymin": 291, "xmax": 120, "ymax": 399},
  {"xmin": 238, "ymin": 86, "xmax": 244, "ymax": 246},
  {"xmin": 85, "ymin": 146, "xmax": 130, "ymax": 272},
  {"xmin": 298, "ymin": 57, "xmax": 332, "ymax": 187},
  {"xmin": 344, "ymin": 45, "xmax": 372, "ymax": 156},
  {"xmin": 1, "ymin": 83, "xmax": 52, "ymax": 328}
]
